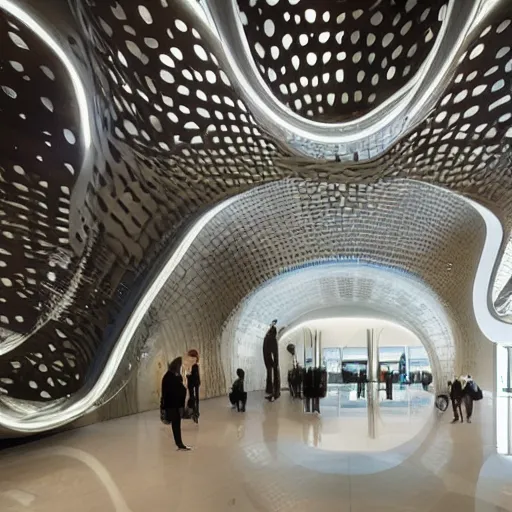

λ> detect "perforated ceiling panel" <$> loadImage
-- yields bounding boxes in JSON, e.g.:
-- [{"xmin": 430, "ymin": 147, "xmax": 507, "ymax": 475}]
[
  {"xmin": 235, "ymin": 0, "xmax": 447, "ymax": 121},
  {"xmin": 0, "ymin": 0, "xmax": 511, "ymax": 434}
]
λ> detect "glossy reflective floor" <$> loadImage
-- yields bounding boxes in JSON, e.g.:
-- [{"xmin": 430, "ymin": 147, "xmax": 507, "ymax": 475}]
[{"xmin": 0, "ymin": 390, "xmax": 510, "ymax": 512}]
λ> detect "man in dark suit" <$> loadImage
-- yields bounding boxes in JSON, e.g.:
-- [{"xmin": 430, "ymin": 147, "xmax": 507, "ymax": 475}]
[{"xmin": 449, "ymin": 378, "xmax": 464, "ymax": 423}]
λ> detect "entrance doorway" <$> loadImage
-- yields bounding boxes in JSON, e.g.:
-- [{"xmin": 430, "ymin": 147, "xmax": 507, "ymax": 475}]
[{"xmin": 280, "ymin": 317, "xmax": 435, "ymax": 447}]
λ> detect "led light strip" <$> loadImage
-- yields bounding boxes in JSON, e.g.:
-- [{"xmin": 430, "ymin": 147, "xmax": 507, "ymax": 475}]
[
  {"xmin": 496, "ymin": 345, "xmax": 511, "ymax": 455},
  {"xmin": 0, "ymin": 0, "xmax": 91, "ymax": 149},
  {"xmin": 202, "ymin": 0, "xmax": 480, "ymax": 150},
  {"xmin": 0, "ymin": 196, "xmax": 238, "ymax": 432},
  {"xmin": 279, "ymin": 317, "xmax": 431, "ymax": 346},
  {"xmin": 0, "ymin": 0, "xmax": 92, "ymax": 357},
  {"xmin": 469, "ymin": 200, "xmax": 511, "ymax": 342}
]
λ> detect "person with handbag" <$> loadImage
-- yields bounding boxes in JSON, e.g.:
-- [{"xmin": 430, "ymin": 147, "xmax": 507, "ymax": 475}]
[
  {"xmin": 462, "ymin": 375, "xmax": 482, "ymax": 424},
  {"xmin": 161, "ymin": 357, "xmax": 191, "ymax": 451}
]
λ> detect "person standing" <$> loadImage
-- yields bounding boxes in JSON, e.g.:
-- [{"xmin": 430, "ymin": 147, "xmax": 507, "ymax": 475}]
[
  {"xmin": 263, "ymin": 319, "xmax": 280, "ymax": 401},
  {"xmin": 463, "ymin": 375, "xmax": 476, "ymax": 424},
  {"xmin": 161, "ymin": 357, "xmax": 191, "ymax": 451},
  {"xmin": 385, "ymin": 368, "xmax": 393, "ymax": 400},
  {"xmin": 422, "ymin": 371, "xmax": 432, "ymax": 391},
  {"xmin": 229, "ymin": 368, "xmax": 247, "ymax": 412},
  {"xmin": 357, "ymin": 370, "xmax": 366, "ymax": 399},
  {"xmin": 186, "ymin": 349, "xmax": 201, "ymax": 422},
  {"xmin": 449, "ymin": 377, "xmax": 464, "ymax": 423}
]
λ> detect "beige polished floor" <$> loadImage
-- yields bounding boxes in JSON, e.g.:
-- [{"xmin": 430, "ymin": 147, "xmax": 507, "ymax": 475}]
[{"xmin": 0, "ymin": 391, "xmax": 510, "ymax": 512}]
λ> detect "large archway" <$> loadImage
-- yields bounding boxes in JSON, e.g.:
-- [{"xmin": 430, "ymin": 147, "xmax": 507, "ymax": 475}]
[{"xmin": 222, "ymin": 263, "xmax": 454, "ymax": 393}]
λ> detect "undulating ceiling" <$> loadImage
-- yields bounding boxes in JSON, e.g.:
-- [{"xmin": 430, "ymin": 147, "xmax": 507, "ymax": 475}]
[{"xmin": 0, "ymin": 0, "xmax": 511, "ymax": 434}]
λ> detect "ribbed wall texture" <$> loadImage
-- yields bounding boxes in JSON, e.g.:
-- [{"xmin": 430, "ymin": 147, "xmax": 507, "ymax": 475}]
[{"xmin": 130, "ymin": 179, "xmax": 483, "ymax": 399}]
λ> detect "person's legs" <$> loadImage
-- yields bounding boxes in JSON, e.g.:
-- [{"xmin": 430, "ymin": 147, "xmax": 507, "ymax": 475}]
[
  {"xmin": 170, "ymin": 410, "xmax": 184, "ymax": 447},
  {"xmin": 464, "ymin": 395, "xmax": 474, "ymax": 422},
  {"xmin": 193, "ymin": 385, "xmax": 199, "ymax": 415},
  {"xmin": 292, "ymin": 372, "xmax": 300, "ymax": 398},
  {"xmin": 272, "ymin": 360, "xmax": 281, "ymax": 398},
  {"xmin": 240, "ymin": 392, "xmax": 247, "ymax": 412},
  {"xmin": 264, "ymin": 351, "xmax": 273, "ymax": 395},
  {"xmin": 187, "ymin": 386, "xmax": 195, "ymax": 414},
  {"xmin": 232, "ymin": 392, "xmax": 241, "ymax": 411},
  {"xmin": 451, "ymin": 398, "xmax": 460, "ymax": 422}
]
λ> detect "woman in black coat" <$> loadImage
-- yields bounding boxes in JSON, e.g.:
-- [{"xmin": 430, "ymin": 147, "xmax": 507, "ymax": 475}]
[{"xmin": 161, "ymin": 357, "xmax": 190, "ymax": 451}]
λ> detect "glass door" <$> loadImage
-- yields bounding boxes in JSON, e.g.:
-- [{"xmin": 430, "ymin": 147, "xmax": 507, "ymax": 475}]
[{"xmin": 323, "ymin": 347, "xmax": 342, "ymax": 384}]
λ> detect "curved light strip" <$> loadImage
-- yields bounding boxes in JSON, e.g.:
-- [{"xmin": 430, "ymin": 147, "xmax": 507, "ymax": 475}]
[
  {"xmin": 201, "ymin": 0, "xmax": 482, "ymax": 154},
  {"xmin": 0, "ymin": 1, "xmax": 93, "ymax": 356},
  {"xmin": 469, "ymin": 200, "xmax": 510, "ymax": 343},
  {"xmin": 0, "ymin": 233, "xmax": 95, "ymax": 357},
  {"xmin": 0, "ymin": 190, "xmax": 508, "ymax": 433},
  {"xmin": 205, "ymin": 0, "xmax": 451, "ymax": 133},
  {"xmin": 412, "ymin": 181, "xmax": 511, "ymax": 343},
  {"xmin": 0, "ymin": 0, "xmax": 92, "ymax": 149},
  {"xmin": 0, "ymin": 196, "xmax": 238, "ymax": 433}
]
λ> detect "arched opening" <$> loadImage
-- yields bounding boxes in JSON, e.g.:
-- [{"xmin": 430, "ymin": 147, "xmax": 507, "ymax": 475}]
[
  {"xmin": 221, "ymin": 262, "xmax": 449, "ymax": 453},
  {"xmin": 223, "ymin": 262, "xmax": 454, "ymax": 395},
  {"xmin": 277, "ymin": 317, "xmax": 435, "ymax": 452}
]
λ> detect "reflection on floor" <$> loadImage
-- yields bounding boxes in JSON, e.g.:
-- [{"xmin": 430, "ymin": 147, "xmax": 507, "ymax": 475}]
[
  {"xmin": 0, "ymin": 391, "xmax": 510, "ymax": 512},
  {"xmin": 318, "ymin": 384, "xmax": 434, "ymax": 452},
  {"xmin": 323, "ymin": 383, "xmax": 433, "ymax": 412}
]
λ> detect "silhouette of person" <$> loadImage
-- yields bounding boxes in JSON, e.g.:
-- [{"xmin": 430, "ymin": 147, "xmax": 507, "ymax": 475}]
[{"xmin": 263, "ymin": 319, "xmax": 280, "ymax": 401}]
